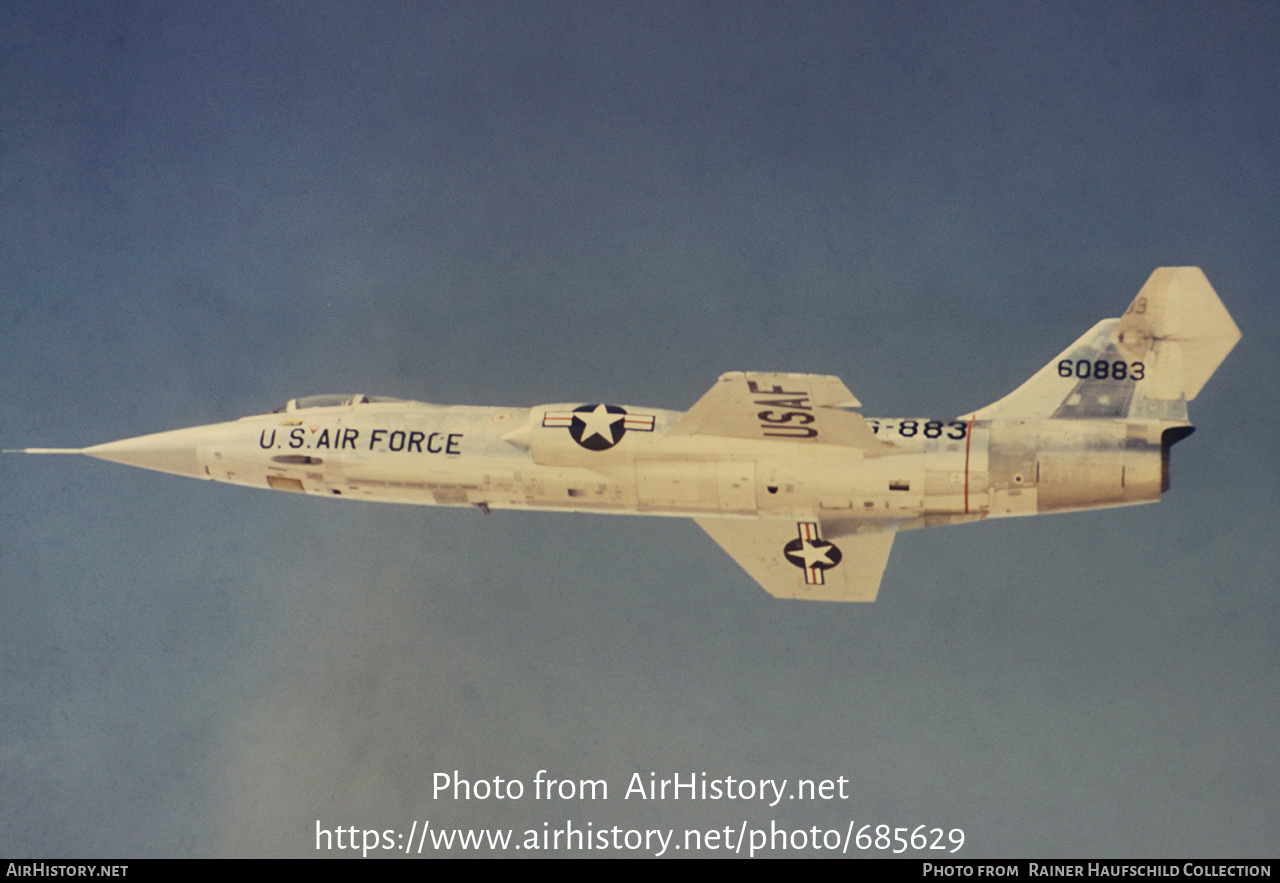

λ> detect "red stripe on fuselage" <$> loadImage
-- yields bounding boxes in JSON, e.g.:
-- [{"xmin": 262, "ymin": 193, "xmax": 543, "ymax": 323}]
[{"xmin": 963, "ymin": 418, "xmax": 974, "ymax": 514}]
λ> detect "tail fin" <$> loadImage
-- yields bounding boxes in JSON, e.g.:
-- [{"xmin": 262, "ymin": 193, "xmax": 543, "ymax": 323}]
[{"xmin": 961, "ymin": 268, "xmax": 1240, "ymax": 422}]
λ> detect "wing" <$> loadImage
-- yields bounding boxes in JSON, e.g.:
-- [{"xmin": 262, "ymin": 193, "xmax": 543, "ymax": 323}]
[
  {"xmin": 694, "ymin": 516, "xmax": 896, "ymax": 602},
  {"xmin": 667, "ymin": 372, "xmax": 886, "ymax": 453}
]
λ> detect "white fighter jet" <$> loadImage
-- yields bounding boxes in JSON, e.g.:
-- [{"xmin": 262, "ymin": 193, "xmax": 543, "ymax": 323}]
[{"xmin": 12, "ymin": 268, "xmax": 1239, "ymax": 601}]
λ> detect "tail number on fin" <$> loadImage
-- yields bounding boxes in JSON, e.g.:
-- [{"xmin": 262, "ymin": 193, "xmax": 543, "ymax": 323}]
[
  {"xmin": 1058, "ymin": 360, "xmax": 1145, "ymax": 381},
  {"xmin": 783, "ymin": 522, "xmax": 843, "ymax": 585}
]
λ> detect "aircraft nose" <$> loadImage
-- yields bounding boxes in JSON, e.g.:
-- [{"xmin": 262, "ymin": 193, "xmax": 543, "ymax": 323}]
[{"xmin": 83, "ymin": 425, "xmax": 207, "ymax": 479}]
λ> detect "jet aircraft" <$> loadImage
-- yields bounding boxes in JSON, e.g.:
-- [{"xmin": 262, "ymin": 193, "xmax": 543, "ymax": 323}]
[{"xmin": 11, "ymin": 268, "xmax": 1240, "ymax": 601}]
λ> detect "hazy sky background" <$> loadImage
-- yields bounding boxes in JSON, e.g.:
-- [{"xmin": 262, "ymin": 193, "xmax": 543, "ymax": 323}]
[{"xmin": 2, "ymin": 1, "xmax": 1277, "ymax": 858}]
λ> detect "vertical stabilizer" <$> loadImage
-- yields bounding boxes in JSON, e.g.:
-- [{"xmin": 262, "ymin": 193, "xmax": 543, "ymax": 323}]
[{"xmin": 962, "ymin": 268, "xmax": 1239, "ymax": 422}]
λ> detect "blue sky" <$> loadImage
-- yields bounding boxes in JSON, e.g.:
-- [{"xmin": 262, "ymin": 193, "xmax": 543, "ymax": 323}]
[{"xmin": 2, "ymin": 1, "xmax": 1277, "ymax": 857}]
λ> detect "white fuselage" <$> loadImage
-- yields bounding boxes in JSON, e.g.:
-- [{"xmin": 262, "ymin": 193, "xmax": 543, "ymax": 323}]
[{"xmin": 175, "ymin": 399, "xmax": 1174, "ymax": 528}]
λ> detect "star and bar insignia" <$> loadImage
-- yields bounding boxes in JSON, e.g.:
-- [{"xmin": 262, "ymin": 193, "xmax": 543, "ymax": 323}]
[
  {"xmin": 542, "ymin": 404, "xmax": 655, "ymax": 451},
  {"xmin": 783, "ymin": 521, "xmax": 843, "ymax": 585}
]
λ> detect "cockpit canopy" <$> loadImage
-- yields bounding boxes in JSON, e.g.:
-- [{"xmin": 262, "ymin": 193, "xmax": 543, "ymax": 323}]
[{"xmin": 267, "ymin": 394, "xmax": 411, "ymax": 413}]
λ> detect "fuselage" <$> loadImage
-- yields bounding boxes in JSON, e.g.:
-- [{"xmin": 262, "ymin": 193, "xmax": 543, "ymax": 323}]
[{"xmin": 104, "ymin": 394, "xmax": 1182, "ymax": 529}]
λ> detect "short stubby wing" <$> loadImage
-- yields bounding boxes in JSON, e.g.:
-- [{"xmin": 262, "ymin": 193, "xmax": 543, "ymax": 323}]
[
  {"xmin": 667, "ymin": 372, "xmax": 886, "ymax": 452},
  {"xmin": 694, "ymin": 517, "xmax": 896, "ymax": 602}
]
